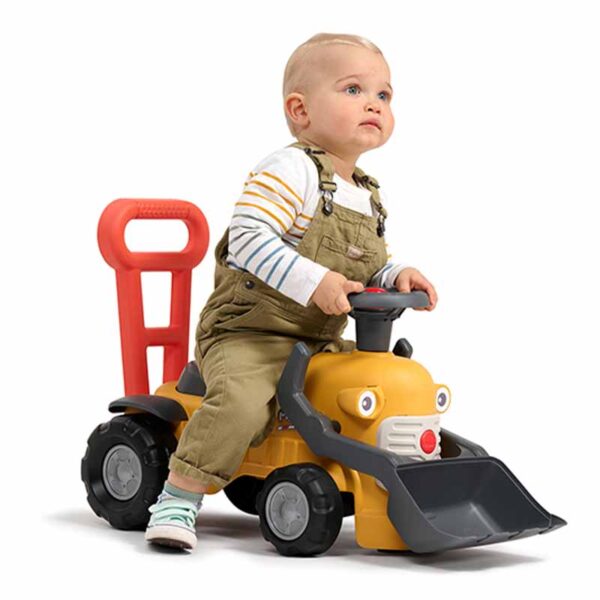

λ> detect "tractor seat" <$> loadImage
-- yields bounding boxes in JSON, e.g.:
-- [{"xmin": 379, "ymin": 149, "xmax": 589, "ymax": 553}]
[{"xmin": 176, "ymin": 361, "xmax": 207, "ymax": 396}]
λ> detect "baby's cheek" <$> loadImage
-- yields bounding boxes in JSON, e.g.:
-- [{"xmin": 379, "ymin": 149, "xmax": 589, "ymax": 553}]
[{"xmin": 332, "ymin": 109, "xmax": 353, "ymax": 128}]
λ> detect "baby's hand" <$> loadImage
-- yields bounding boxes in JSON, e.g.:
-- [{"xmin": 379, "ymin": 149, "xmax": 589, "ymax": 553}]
[
  {"xmin": 310, "ymin": 271, "xmax": 364, "ymax": 315},
  {"xmin": 394, "ymin": 268, "xmax": 438, "ymax": 311}
]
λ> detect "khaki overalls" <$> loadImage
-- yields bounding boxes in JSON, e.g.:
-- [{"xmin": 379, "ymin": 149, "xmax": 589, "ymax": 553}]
[{"xmin": 168, "ymin": 141, "xmax": 389, "ymax": 489}]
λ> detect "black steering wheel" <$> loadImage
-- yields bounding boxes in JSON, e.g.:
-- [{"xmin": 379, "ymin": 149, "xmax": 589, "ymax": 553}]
[
  {"xmin": 348, "ymin": 287, "xmax": 429, "ymax": 317},
  {"xmin": 346, "ymin": 287, "xmax": 430, "ymax": 351}
]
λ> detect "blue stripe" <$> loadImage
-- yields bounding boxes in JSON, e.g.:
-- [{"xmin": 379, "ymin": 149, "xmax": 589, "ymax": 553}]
[
  {"xmin": 255, "ymin": 245, "xmax": 284, "ymax": 277},
  {"xmin": 266, "ymin": 255, "xmax": 284, "ymax": 285},
  {"xmin": 243, "ymin": 236, "xmax": 278, "ymax": 269},
  {"xmin": 231, "ymin": 230, "xmax": 262, "ymax": 258},
  {"xmin": 230, "ymin": 228, "xmax": 257, "ymax": 246},
  {"xmin": 276, "ymin": 254, "xmax": 299, "ymax": 290}
]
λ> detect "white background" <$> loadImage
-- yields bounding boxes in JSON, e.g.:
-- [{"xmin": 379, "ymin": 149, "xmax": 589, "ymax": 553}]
[{"xmin": 2, "ymin": 0, "xmax": 598, "ymax": 597}]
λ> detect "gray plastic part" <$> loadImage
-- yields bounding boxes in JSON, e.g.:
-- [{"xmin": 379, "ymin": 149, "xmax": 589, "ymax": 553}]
[
  {"xmin": 350, "ymin": 289, "xmax": 429, "ymax": 311},
  {"xmin": 349, "ymin": 289, "xmax": 429, "ymax": 352},
  {"xmin": 392, "ymin": 338, "xmax": 413, "ymax": 358},
  {"xmin": 176, "ymin": 360, "xmax": 206, "ymax": 396},
  {"xmin": 276, "ymin": 342, "xmax": 566, "ymax": 553},
  {"xmin": 108, "ymin": 394, "xmax": 188, "ymax": 423}
]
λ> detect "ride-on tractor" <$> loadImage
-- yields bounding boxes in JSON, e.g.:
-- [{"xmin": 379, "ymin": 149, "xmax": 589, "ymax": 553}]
[{"xmin": 81, "ymin": 199, "xmax": 566, "ymax": 556}]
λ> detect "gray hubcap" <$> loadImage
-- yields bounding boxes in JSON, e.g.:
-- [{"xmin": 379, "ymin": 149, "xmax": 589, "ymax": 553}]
[
  {"xmin": 102, "ymin": 444, "xmax": 142, "ymax": 500},
  {"xmin": 265, "ymin": 482, "xmax": 310, "ymax": 540}
]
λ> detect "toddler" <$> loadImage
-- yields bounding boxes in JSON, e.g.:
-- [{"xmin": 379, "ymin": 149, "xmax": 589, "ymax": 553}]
[{"xmin": 145, "ymin": 32, "xmax": 438, "ymax": 550}]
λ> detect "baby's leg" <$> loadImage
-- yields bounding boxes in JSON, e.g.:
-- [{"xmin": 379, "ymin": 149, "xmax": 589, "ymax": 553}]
[
  {"xmin": 168, "ymin": 331, "xmax": 307, "ymax": 491},
  {"xmin": 168, "ymin": 471, "xmax": 209, "ymax": 494},
  {"xmin": 147, "ymin": 332, "xmax": 303, "ymax": 549}
]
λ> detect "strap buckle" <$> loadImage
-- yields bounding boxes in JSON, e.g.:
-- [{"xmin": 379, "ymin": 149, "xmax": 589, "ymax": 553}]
[
  {"xmin": 377, "ymin": 214, "xmax": 386, "ymax": 237},
  {"xmin": 319, "ymin": 181, "xmax": 337, "ymax": 193},
  {"xmin": 319, "ymin": 181, "xmax": 336, "ymax": 215}
]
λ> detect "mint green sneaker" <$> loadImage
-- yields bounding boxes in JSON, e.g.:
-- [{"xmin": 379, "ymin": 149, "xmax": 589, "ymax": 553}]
[{"xmin": 145, "ymin": 496, "xmax": 199, "ymax": 550}]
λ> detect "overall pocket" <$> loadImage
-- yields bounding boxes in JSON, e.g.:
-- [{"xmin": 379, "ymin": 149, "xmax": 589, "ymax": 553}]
[{"xmin": 314, "ymin": 234, "xmax": 377, "ymax": 284}]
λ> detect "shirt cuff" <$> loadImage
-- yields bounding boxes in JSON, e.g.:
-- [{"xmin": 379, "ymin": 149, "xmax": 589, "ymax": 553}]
[{"xmin": 384, "ymin": 264, "xmax": 412, "ymax": 288}]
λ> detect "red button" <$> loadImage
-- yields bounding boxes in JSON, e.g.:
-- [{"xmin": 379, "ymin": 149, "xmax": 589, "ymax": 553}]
[
  {"xmin": 420, "ymin": 430, "xmax": 437, "ymax": 454},
  {"xmin": 364, "ymin": 287, "xmax": 386, "ymax": 293}
]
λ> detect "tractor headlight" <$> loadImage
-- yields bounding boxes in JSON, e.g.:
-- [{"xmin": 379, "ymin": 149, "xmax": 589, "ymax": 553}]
[
  {"xmin": 435, "ymin": 386, "xmax": 451, "ymax": 413},
  {"xmin": 337, "ymin": 387, "xmax": 384, "ymax": 421},
  {"xmin": 358, "ymin": 390, "xmax": 377, "ymax": 417}
]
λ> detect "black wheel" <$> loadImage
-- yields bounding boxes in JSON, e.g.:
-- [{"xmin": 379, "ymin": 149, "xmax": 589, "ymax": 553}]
[
  {"xmin": 256, "ymin": 463, "xmax": 343, "ymax": 557},
  {"xmin": 81, "ymin": 414, "xmax": 177, "ymax": 530},
  {"xmin": 223, "ymin": 475, "xmax": 264, "ymax": 515}
]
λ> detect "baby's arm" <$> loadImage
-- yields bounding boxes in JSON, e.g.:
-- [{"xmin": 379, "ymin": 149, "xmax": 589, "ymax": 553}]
[
  {"xmin": 227, "ymin": 153, "xmax": 329, "ymax": 307},
  {"xmin": 368, "ymin": 251, "xmax": 437, "ymax": 310}
]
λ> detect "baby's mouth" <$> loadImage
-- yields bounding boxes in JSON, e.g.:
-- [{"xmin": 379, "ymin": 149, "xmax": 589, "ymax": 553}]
[{"xmin": 360, "ymin": 121, "xmax": 381, "ymax": 131}]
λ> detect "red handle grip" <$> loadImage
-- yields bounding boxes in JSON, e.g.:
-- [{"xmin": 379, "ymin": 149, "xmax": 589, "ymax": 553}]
[{"xmin": 98, "ymin": 198, "xmax": 209, "ymax": 271}]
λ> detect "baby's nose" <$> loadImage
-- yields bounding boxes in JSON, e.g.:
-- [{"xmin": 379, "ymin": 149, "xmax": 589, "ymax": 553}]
[{"xmin": 366, "ymin": 98, "xmax": 382, "ymax": 112}]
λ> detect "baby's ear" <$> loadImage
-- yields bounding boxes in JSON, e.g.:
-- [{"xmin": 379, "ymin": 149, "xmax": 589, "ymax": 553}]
[{"xmin": 285, "ymin": 93, "xmax": 309, "ymax": 125}]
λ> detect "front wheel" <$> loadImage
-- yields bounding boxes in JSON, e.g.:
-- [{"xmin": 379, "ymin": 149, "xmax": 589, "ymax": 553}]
[
  {"xmin": 256, "ymin": 463, "xmax": 343, "ymax": 557},
  {"xmin": 81, "ymin": 414, "xmax": 177, "ymax": 530}
]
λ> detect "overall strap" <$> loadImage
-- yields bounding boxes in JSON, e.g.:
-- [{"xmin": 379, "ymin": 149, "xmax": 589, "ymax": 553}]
[
  {"xmin": 288, "ymin": 141, "xmax": 337, "ymax": 216},
  {"xmin": 352, "ymin": 165, "xmax": 387, "ymax": 237},
  {"xmin": 287, "ymin": 141, "xmax": 387, "ymax": 237}
]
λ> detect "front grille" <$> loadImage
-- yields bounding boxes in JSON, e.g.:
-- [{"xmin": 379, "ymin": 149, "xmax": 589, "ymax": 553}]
[
  {"xmin": 374, "ymin": 415, "xmax": 442, "ymax": 491},
  {"xmin": 376, "ymin": 415, "xmax": 441, "ymax": 461}
]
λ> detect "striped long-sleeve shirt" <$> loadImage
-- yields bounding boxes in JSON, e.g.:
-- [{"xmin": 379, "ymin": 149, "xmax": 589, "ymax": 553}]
[{"xmin": 226, "ymin": 145, "xmax": 412, "ymax": 307}]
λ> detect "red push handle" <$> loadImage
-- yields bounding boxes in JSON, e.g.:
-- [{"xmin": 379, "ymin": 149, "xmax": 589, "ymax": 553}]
[
  {"xmin": 98, "ymin": 198, "xmax": 208, "ymax": 271},
  {"xmin": 98, "ymin": 199, "xmax": 210, "ymax": 396}
]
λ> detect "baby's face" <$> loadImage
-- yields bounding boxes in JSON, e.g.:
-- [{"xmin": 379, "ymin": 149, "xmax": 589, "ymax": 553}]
[{"xmin": 299, "ymin": 45, "xmax": 394, "ymax": 156}]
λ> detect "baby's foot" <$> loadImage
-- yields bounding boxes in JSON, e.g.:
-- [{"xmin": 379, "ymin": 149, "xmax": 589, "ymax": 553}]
[{"xmin": 145, "ymin": 496, "xmax": 200, "ymax": 550}]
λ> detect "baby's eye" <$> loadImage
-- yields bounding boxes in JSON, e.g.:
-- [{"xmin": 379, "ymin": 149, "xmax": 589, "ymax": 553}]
[
  {"xmin": 346, "ymin": 85, "xmax": 360, "ymax": 95},
  {"xmin": 378, "ymin": 91, "xmax": 391, "ymax": 101}
]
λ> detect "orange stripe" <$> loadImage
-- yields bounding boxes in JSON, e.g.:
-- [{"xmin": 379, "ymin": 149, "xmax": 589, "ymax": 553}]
[
  {"xmin": 244, "ymin": 179, "xmax": 299, "ymax": 217},
  {"xmin": 291, "ymin": 222, "xmax": 308, "ymax": 232},
  {"xmin": 235, "ymin": 201, "xmax": 287, "ymax": 230},
  {"xmin": 241, "ymin": 191, "xmax": 295, "ymax": 223},
  {"xmin": 298, "ymin": 213, "xmax": 313, "ymax": 222},
  {"xmin": 261, "ymin": 171, "xmax": 304, "ymax": 211}
]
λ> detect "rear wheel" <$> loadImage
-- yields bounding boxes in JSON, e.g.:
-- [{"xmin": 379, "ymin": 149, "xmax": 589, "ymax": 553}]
[
  {"xmin": 256, "ymin": 463, "xmax": 343, "ymax": 557},
  {"xmin": 81, "ymin": 414, "xmax": 177, "ymax": 530}
]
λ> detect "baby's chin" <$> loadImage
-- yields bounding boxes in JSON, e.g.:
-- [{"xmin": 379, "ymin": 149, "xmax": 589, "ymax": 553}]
[{"xmin": 350, "ymin": 134, "xmax": 389, "ymax": 153}]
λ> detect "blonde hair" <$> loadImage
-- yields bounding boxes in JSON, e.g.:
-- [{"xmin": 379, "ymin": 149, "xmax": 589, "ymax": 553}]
[{"xmin": 283, "ymin": 33, "xmax": 384, "ymax": 137}]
